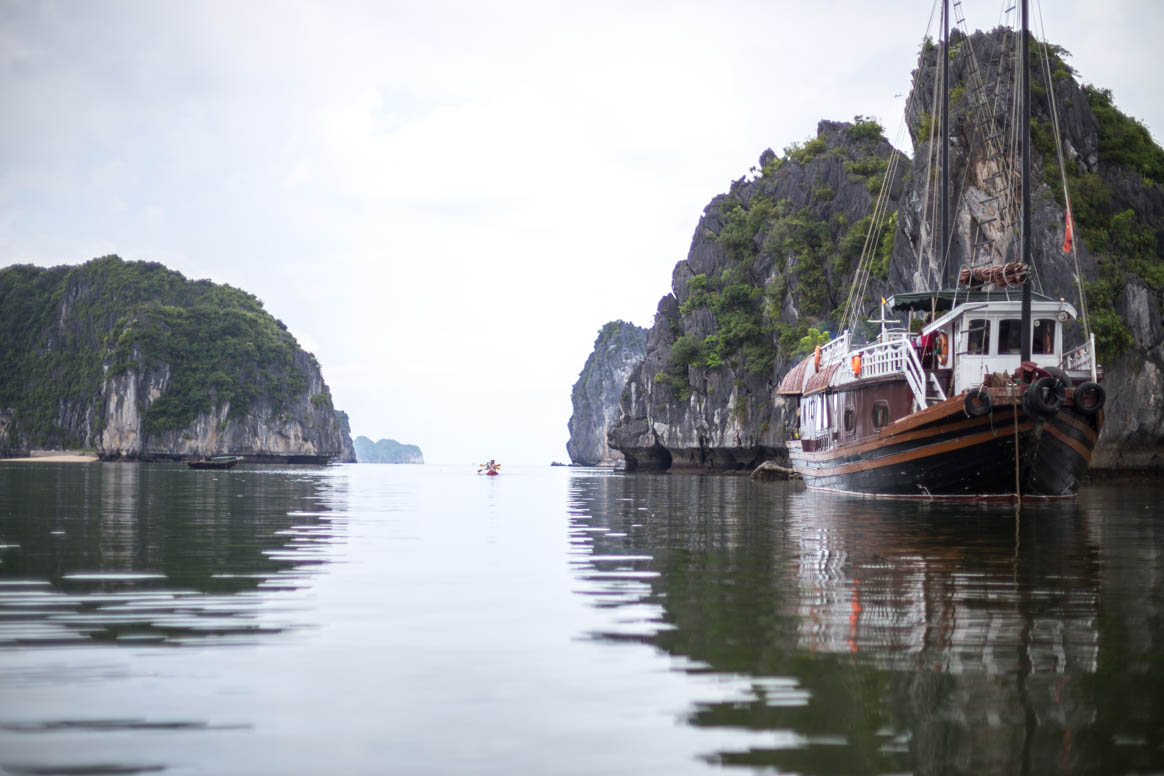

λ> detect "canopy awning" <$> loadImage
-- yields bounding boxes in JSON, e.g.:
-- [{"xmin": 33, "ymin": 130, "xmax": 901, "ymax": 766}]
[
  {"xmin": 886, "ymin": 288, "xmax": 1058, "ymax": 312},
  {"xmin": 776, "ymin": 355, "xmax": 813, "ymax": 395},
  {"xmin": 804, "ymin": 363, "xmax": 840, "ymax": 395}
]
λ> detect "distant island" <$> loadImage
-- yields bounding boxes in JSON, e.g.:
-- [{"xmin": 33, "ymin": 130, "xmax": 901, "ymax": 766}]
[{"xmin": 353, "ymin": 436, "xmax": 423, "ymax": 464}]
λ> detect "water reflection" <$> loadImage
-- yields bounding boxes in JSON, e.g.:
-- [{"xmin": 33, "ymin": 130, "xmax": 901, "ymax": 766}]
[
  {"xmin": 0, "ymin": 463, "xmax": 346, "ymax": 648},
  {"xmin": 568, "ymin": 470, "xmax": 1164, "ymax": 774}
]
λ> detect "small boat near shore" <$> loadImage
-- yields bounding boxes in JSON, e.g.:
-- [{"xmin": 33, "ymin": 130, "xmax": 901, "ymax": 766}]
[{"xmin": 187, "ymin": 455, "xmax": 241, "ymax": 470}]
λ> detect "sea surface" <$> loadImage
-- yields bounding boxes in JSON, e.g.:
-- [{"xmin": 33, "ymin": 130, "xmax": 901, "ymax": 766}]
[{"xmin": 0, "ymin": 462, "xmax": 1161, "ymax": 775}]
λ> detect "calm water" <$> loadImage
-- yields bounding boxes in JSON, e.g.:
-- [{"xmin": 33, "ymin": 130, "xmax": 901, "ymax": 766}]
[{"xmin": 0, "ymin": 463, "xmax": 1161, "ymax": 775}]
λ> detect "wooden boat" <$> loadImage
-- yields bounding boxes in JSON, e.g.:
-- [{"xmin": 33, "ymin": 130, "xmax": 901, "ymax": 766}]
[
  {"xmin": 782, "ymin": 1, "xmax": 1103, "ymax": 500},
  {"xmin": 187, "ymin": 455, "xmax": 241, "ymax": 470}
]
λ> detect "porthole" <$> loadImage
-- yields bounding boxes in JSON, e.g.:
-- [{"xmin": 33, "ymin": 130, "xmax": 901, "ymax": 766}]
[{"xmin": 872, "ymin": 402, "xmax": 889, "ymax": 429}]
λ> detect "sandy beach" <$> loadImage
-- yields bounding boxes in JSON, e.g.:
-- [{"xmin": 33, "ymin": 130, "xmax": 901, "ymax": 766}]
[{"xmin": 0, "ymin": 451, "xmax": 100, "ymax": 463}]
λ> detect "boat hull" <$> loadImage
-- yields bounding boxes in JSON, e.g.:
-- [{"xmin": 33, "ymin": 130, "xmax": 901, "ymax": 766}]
[
  {"xmin": 187, "ymin": 457, "xmax": 240, "ymax": 470},
  {"xmin": 788, "ymin": 389, "xmax": 1101, "ymax": 499}
]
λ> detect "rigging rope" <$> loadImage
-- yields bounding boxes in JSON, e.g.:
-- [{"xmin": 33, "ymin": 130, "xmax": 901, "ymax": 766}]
[
  {"xmin": 841, "ymin": 0, "xmax": 941, "ymax": 334},
  {"xmin": 1007, "ymin": 30, "xmax": 1022, "ymax": 265},
  {"xmin": 1035, "ymin": 0, "xmax": 1092, "ymax": 343},
  {"xmin": 915, "ymin": 44, "xmax": 942, "ymax": 280},
  {"xmin": 946, "ymin": 9, "xmax": 1025, "ymax": 278},
  {"xmin": 843, "ymin": 0, "xmax": 1087, "ymax": 350}
]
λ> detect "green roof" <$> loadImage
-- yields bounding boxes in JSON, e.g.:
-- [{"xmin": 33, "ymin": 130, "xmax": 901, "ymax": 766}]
[{"xmin": 886, "ymin": 288, "xmax": 1058, "ymax": 312}]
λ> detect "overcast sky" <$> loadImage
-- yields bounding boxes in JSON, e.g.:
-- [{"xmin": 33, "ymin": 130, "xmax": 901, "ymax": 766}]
[{"xmin": 2, "ymin": 0, "xmax": 1161, "ymax": 464}]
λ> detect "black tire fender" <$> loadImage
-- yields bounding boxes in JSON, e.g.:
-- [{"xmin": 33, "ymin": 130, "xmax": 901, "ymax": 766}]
[
  {"xmin": 1073, "ymin": 381, "xmax": 1106, "ymax": 416},
  {"xmin": 1021, "ymin": 387, "xmax": 1040, "ymax": 419},
  {"xmin": 1026, "ymin": 375, "xmax": 1066, "ymax": 416},
  {"xmin": 964, "ymin": 387, "xmax": 993, "ymax": 417}
]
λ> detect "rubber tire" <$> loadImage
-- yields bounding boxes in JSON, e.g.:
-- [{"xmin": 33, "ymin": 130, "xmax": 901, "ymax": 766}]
[
  {"xmin": 1021, "ymin": 388, "xmax": 1040, "ymax": 420},
  {"xmin": 1073, "ymin": 381, "xmax": 1105, "ymax": 416},
  {"xmin": 1026, "ymin": 375, "xmax": 1066, "ymax": 416},
  {"xmin": 964, "ymin": 387, "xmax": 993, "ymax": 417}
]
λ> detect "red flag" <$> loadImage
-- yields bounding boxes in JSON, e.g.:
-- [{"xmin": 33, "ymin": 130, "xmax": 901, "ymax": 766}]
[{"xmin": 1062, "ymin": 204, "xmax": 1074, "ymax": 253}]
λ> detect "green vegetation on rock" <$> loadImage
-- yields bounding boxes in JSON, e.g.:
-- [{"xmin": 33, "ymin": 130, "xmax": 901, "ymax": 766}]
[
  {"xmin": 109, "ymin": 301, "xmax": 307, "ymax": 433},
  {"xmin": 1031, "ymin": 82, "xmax": 1164, "ymax": 365},
  {"xmin": 0, "ymin": 255, "xmax": 315, "ymax": 446},
  {"xmin": 1084, "ymin": 209, "xmax": 1161, "ymax": 363},
  {"xmin": 1086, "ymin": 86, "xmax": 1164, "ymax": 184},
  {"xmin": 662, "ymin": 119, "xmax": 901, "ymax": 399},
  {"xmin": 848, "ymin": 116, "xmax": 884, "ymax": 142},
  {"xmin": 913, "ymin": 112, "xmax": 934, "ymax": 143},
  {"xmin": 796, "ymin": 327, "xmax": 833, "ymax": 358}
]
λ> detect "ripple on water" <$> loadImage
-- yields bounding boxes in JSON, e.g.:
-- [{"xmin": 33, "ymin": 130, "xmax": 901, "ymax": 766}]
[
  {"xmin": 60, "ymin": 573, "xmax": 167, "ymax": 582},
  {"xmin": 0, "ymin": 572, "xmax": 310, "ymax": 648}
]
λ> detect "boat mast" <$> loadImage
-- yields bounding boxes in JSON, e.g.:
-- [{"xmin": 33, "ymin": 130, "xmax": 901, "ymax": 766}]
[
  {"xmin": 1020, "ymin": 0, "xmax": 1033, "ymax": 363},
  {"xmin": 941, "ymin": 0, "xmax": 950, "ymax": 287}
]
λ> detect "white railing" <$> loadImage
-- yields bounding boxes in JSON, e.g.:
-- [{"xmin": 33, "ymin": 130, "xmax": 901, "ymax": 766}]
[
  {"xmin": 898, "ymin": 338, "xmax": 930, "ymax": 411},
  {"xmin": 841, "ymin": 333, "xmax": 929, "ymax": 410},
  {"xmin": 1062, "ymin": 333, "xmax": 1097, "ymax": 381},
  {"xmin": 819, "ymin": 331, "xmax": 852, "ymax": 365}
]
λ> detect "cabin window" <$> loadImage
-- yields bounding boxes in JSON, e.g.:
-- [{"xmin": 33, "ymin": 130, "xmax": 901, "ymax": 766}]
[
  {"xmin": 1033, "ymin": 319, "xmax": 1056, "ymax": 354},
  {"xmin": 998, "ymin": 319, "xmax": 1023, "ymax": 354},
  {"xmin": 843, "ymin": 407, "xmax": 855, "ymax": 433},
  {"xmin": 966, "ymin": 318, "xmax": 991, "ymax": 355},
  {"xmin": 872, "ymin": 402, "xmax": 889, "ymax": 429}
]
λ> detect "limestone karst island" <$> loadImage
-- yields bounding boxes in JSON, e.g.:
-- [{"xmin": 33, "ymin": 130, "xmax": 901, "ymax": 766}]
[{"xmin": 0, "ymin": 255, "xmax": 429, "ymax": 464}]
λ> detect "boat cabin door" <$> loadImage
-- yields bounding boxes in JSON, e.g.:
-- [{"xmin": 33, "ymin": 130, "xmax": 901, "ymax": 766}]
[{"xmin": 953, "ymin": 316, "xmax": 992, "ymax": 391}]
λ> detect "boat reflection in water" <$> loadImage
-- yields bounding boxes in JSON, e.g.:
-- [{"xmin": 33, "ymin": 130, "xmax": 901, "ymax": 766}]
[{"xmin": 567, "ymin": 470, "xmax": 1162, "ymax": 774}]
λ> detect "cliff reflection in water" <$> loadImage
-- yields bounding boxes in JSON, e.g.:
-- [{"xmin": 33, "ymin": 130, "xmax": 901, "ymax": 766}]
[
  {"xmin": 0, "ymin": 463, "xmax": 346, "ymax": 647},
  {"xmin": 567, "ymin": 470, "xmax": 1164, "ymax": 774}
]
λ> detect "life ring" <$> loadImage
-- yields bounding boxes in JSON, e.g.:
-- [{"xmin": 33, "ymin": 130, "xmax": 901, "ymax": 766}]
[
  {"xmin": 964, "ymin": 386, "xmax": 992, "ymax": 417},
  {"xmin": 935, "ymin": 332, "xmax": 949, "ymax": 365},
  {"xmin": 814, "ymin": 345, "xmax": 822, "ymax": 371},
  {"xmin": 851, "ymin": 353, "xmax": 862, "ymax": 376},
  {"xmin": 1025, "ymin": 375, "xmax": 1065, "ymax": 417},
  {"xmin": 1073, "ymin": 381, "xmax": 1105, "ymax": 416}
]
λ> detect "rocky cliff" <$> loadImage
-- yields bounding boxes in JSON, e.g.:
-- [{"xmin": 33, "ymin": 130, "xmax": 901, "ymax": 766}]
[
  {"xmin": 353, "ymin": 436, "xmax": 424, "ymax": 464},
  {"xmin": 608, "ymin": 28, "xmax": 1164, "ymax": 472},
  {"xmin": 0, "ymin": 256, "xmax": 354, "ymax": 462},
  {"xmin": 897, "ymin": 29, "xmax": 1164, "ymax": 469},
  {"xmin": 608, "ymin": 118, "xmax": 906, "ymax": 470},
  {"xmin": 335, "ymin": 411, "xmax": 358, "ymax": 463},
  {"xmin": 567, "ymin": 321, "xmax": 646, "ymax": 465}
]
